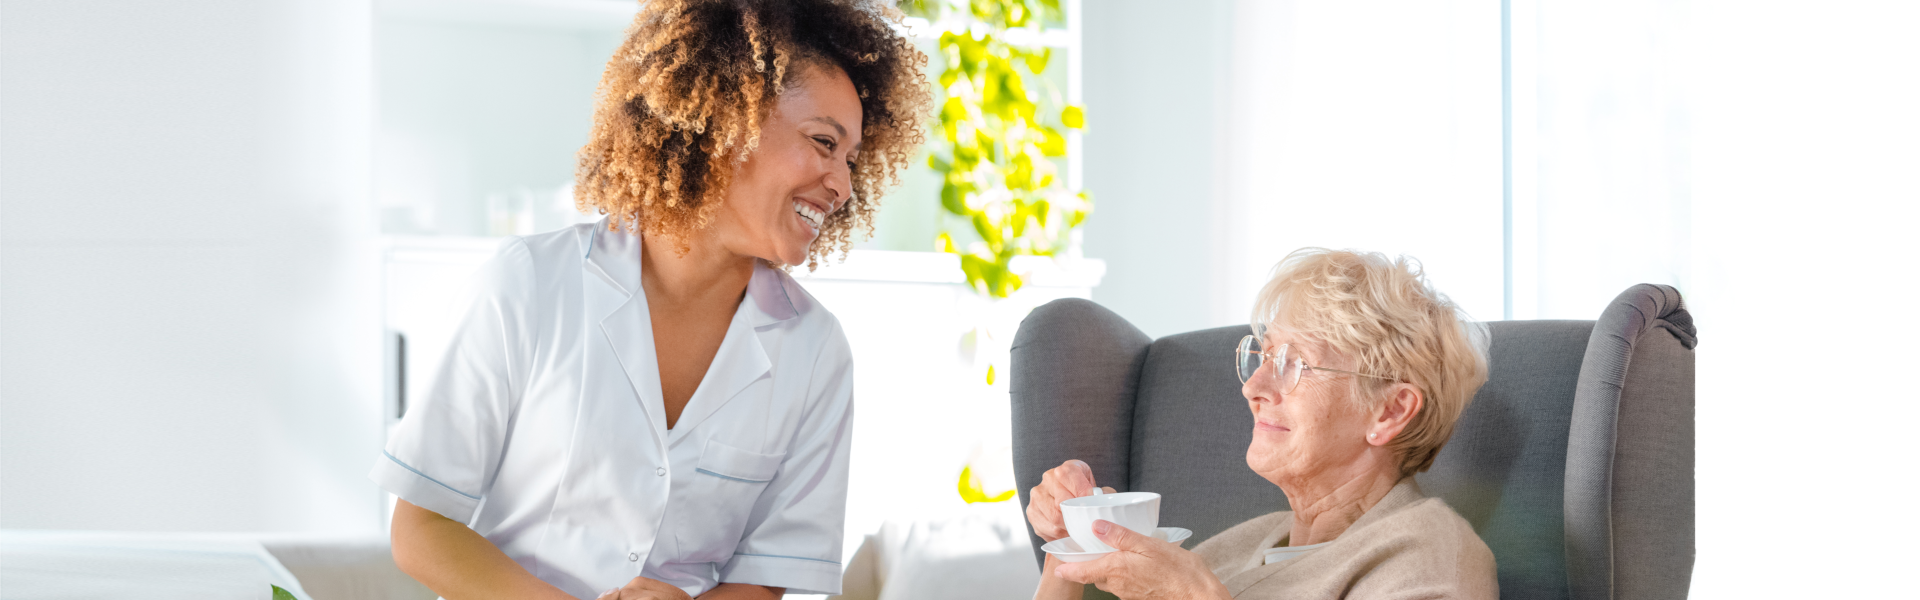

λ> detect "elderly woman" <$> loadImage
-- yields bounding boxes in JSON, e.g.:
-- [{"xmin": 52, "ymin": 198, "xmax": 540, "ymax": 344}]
[{"xmin": 1025, "ymin": 248, "xmax": 1497, "ymax": 599}]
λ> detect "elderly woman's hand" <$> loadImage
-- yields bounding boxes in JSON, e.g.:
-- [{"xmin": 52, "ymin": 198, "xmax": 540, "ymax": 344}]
[
  {"xmin": 1026, "ymin": 460, "xmax": 1114, "ymax": 542},
  {"xmin": 1053, "ymin": 520, "xmax": 1232, "ymax": 600}
]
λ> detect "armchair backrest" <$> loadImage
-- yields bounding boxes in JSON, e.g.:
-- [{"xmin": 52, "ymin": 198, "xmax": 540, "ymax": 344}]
[{"xmin": 1010, "ymin": 284, "xmax": 1694, "ymax": 600}]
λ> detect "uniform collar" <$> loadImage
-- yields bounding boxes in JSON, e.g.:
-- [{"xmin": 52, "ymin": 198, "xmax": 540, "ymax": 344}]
[
  {"xmin": 581, "ymin": 220, "xmax": 798, "ymax": 327},
  {"xmin": 583, "ymin": 220, "xmax": 794, "ymax": 443}
]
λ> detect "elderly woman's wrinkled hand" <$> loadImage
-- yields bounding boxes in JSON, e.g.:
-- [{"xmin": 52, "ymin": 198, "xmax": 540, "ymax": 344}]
[
  {"xmin": 1053, "ymin": 520, "xmax": 1232, "ymax": 600},
  {"xmin": 1026, "ymin": 459, "xmax": 1113, "ymax": 542}
]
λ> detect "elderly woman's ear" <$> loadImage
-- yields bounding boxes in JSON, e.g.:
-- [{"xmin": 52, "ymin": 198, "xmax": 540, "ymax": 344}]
[{"xmin": 1368, "ymin": 384, "xmax": 1424, "ymax": 446}]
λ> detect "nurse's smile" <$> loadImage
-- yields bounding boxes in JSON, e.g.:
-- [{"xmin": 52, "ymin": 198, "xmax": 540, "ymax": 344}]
[{"xmin": 716, "ymin": 64, "xmax": 863, "ymax": 270}]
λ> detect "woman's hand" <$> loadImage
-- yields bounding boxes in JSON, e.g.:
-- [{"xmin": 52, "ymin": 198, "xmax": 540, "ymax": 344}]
[
  {"xmin": 1052, "ymin": 520, "xmax": 1232, "ymax": 600},
  {"xmin": 597, "ymin": 577, "xmax": 692, "ymax": 600},
  {"xmin": 1027, "ymin": 459, "xmax": 1114, "ymax": 542}
]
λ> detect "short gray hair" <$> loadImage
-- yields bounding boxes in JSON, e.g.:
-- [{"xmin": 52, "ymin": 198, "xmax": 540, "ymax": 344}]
[{"xmin": 1250, "ymin": 248, "xmax": 1489, "ymax": 474}]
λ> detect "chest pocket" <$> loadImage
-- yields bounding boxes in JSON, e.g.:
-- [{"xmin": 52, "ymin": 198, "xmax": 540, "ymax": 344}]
[{"xmin": 669, "ymin": 438, "xmax": 785, "ymax": 563}]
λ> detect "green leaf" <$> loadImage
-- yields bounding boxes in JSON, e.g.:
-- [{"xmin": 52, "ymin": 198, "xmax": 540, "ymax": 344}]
[
  {"xmin": 971, "ymin": 213, "xmax": 1001, "ymax": 247},
  {"xmin": 958, "ymin": 464, "xmax": 985, "ymax": 502},
  {"xmin": 981, "ymin": 263, "xmax": 1005, "ymax": 297},
  {"xmin": 941, "ymin": 97, "xmax": 969, "ymax": 125},
  {"xmin": 974, "ymin": 129, "xmax": 997, "ymax": 162},
  {"xmin": 981, "ymin": 76, "xmax": 1007, "ymax": 118},
  {"xmin": 968, "ymin": 0, "xmax": 994, "ymax": 23},
  {"xmin": 976, "ymin": 250, "xmax": 1022, "ymax": 297},
  {"xmin": 1000, "ymin": 70, "xmax": 1031, "ymax": 115},
  {"xmin": 953, "ymin": 142, "xmax": 979, "ymax": 166},
  {"xmin": 985, "ymin": 364, "xmax": 996, "ymax": 385},
  {"xmin": 920, "ymin": 0, "xmax": 1091, "ymax": 301},
  {"xmin": 1068, "ymin": 190, "xmax": 1091, "ymax": 228},
  {"xmin": 1009, "ymin": 200, "xmax": 1029, "ymax": 238},
  {"xmin": 959, "ymin": 253, "xmax": 991, "ymax": 294},
  {"xmin": 995, "ymin": 269, "xmax": 1024, "ymax": 297},
  {"xmin": 1061, "ymin": 105, "xmax": 1085, "ymax": 129},
  {"xmin": 1007, "ymin": 1, "xmax": 1030, "ymax": 27},
  {"xmin": 1037, "ymin": 126, "xmax": 1067, "ymax": 157},
  {"xmin": 958, "ymin": 462, "xmax": 1018, "ymax": 503},
  {"xmin": 273, "ymin": 585, "xmax": 298, "ymax": 600},
  {"xmin": 1005, "ymin": 152, "xmax": 1034, "ymax": 190},
  {"xmin": 940, "ymin": 181, "xmax": 970, "ymax": 215},
  {"xmin": 1023, "ymin": 47, "xmax": 1053, "ymax": 74},
  {"xmin": 959, "ymin": 33, "xmax": 988, "ymax": 71}
]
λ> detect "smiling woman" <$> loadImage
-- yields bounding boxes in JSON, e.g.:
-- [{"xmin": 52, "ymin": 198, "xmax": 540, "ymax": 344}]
[
  {"xmin": 575, "ymin": 0, "xmax": 931, "ymax": 270},
  {"xmin": 373, "ymin": 1, "xmax": 932, "ymax": 600},
  {"xmin": 1025, "ymin": 248, "xmax": 1497, "ymax": 600},
  {"xmin": 704, "ymin": 66, "xmax": 868, "ymax": 268}
]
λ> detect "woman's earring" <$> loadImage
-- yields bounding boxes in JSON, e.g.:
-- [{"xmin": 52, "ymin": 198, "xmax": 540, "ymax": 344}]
[{"xmin": 1368, "ymin": 433, "xmax": 1377, "ymax": 440}]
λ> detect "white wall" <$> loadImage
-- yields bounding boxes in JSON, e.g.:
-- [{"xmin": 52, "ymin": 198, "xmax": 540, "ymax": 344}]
[
  {"xmin": 0, "ymin": 1, "xmax": 384, "ymax": 532},
  {"xmin": 373, "ymin": 12, "xmax": 624, "ymax": 237},
  {"xmin": 1079, "ymin": 0, "xmax": 1237, "ymax": 339}
]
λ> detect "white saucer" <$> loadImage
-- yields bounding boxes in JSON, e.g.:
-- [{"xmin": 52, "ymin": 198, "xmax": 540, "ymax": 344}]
[{"xmin": 1041, "ymin": 527, "xmax": 1194, "ymax": 562}]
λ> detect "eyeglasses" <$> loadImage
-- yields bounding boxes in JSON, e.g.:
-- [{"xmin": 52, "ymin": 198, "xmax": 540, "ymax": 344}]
[{"xmin": 1235, "ymin": 335, "xmax": 1396, "ymax": 392}]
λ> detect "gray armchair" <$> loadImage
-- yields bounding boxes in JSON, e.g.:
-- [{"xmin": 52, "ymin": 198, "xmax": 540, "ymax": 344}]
[{"xmin": 1010, "ymin": 284, "xmax": 1694, "ymax": 600}]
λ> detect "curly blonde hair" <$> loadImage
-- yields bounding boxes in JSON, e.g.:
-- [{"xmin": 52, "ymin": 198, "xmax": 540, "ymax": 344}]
[
  {"xmin": 1251, "ymin": 248, "xmax": 1491, "ymax": 475},
  {"xmin": 574, "ymin": 0, "xmax": 931, "ymax": 268}
]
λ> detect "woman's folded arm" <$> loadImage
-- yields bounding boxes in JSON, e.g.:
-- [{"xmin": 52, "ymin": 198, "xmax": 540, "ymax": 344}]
[{"xmin": 390, "ymin": 499, "xmax": 575, "ymax": 600}]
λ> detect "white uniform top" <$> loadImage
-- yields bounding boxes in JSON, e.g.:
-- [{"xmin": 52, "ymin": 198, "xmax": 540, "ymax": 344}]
[{"xmin": 370, "ymin": 221, "xmax": 854, "ymax": 598}]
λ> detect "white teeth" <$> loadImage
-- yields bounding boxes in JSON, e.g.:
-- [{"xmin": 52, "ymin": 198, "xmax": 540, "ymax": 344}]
[{"xmin": 793, "ymin": 201, "xmax": 823, "ymax": 231}]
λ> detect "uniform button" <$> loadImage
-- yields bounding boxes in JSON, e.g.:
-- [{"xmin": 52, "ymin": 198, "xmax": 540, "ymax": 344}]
[
  {"xmin": 628, "ymin": 552, "xmax": 639, "ymax": 562},
  {"xmin": 655, "ymin": 467, "xmax": 666, "ymax": 476}
]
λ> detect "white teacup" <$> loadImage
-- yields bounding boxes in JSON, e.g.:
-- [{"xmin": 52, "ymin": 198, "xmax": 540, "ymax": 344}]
[{"xmin": 1060, "ymin": 490, "xmax": 1160, "ymax": 553}]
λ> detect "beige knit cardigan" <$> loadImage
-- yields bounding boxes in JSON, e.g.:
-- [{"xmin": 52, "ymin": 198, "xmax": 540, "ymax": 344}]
[{"xmin": 1190, "ymin": 478, "xmax": 1499, "ymax": 600}]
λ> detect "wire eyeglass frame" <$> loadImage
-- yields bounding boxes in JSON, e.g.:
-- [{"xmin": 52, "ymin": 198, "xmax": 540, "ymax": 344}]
[{"xmin": 1235, "ymin": 334, "xmax": 1396, "ymax": 392}]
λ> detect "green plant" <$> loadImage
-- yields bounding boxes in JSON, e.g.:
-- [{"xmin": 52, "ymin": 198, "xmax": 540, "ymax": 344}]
[
  {"xmin": 957, "ymin": 463, "xmax": 1018, "ymax": 503},
  {"xmin": 903, "ymin": 0, "xmax": 1091, "ymax": 299}
]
